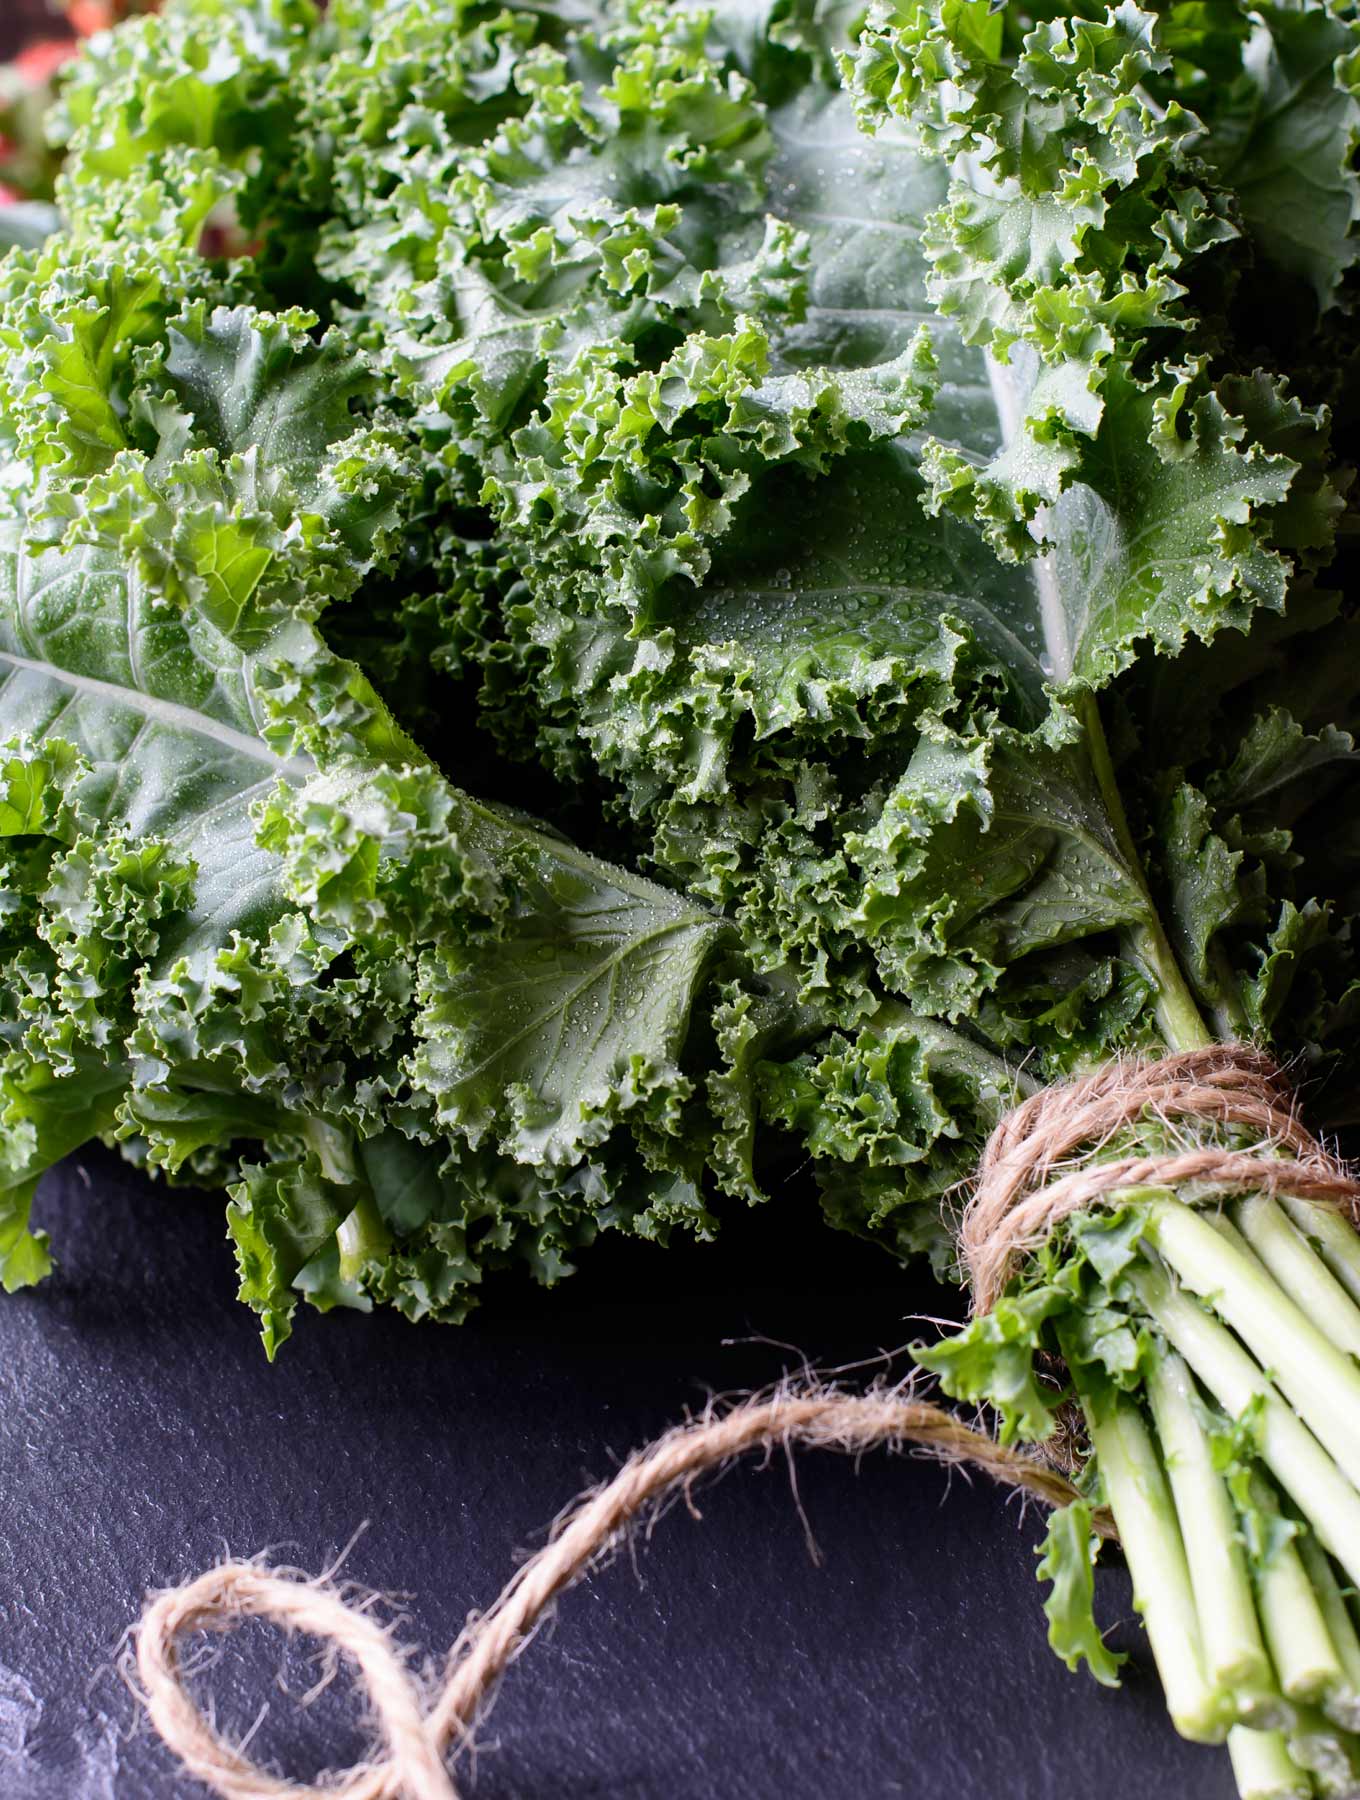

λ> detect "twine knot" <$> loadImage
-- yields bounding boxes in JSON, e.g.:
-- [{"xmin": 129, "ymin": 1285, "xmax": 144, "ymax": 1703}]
[{"xmin": 961, "ymin": 1044, "xmax": 1360, "ymax": 1315}]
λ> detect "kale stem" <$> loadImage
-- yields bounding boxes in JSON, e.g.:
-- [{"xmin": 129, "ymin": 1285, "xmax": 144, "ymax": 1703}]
[
  {"xmin": 1279, "ymin": 1197, "xmax": 1360, "ymax": 1311},
  {"xmin": 1149, "ymin": 1200, "xmax": 1360, "ymax": 1490},
  {"xmin": 337, "ymin": 1195, "xmax": 392, "ymax": 1282},
  {"xmin": 1226, "ymin": 1727, "xmax": 1313, "ymax": 1800},
  {"xmin": 1074, "ymin": 689, "xmax": 1213, "ymax": 1053},
  {"xmin": 1132, "ymin": 1261, "xmax": 1360, "ymax": 1589},
  {"xmin": 1146, "ymin": 1350, "xmax": 1277, "ymax": 1715},
  {"xmin": 1068, "ymin": 1367, "xmax": 1223, "ymax": 1742},
  {"xmin": 1247, "ymin": 1472, "xmax": 1346, "ymax": 1709},
  {"xmin": 1297, "ymin": 1533, "xmax": 1360, "ymax": 1730},
  {"xmin": 1233, "ymin": 1196, "xmax": 1360, "ymax": 1363}
]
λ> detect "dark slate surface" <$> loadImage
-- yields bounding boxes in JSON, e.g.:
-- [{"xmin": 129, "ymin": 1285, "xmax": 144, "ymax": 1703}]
[{"xmin": 0, "ymin": 1149, "xmax": 1235, "ymax": 1798}]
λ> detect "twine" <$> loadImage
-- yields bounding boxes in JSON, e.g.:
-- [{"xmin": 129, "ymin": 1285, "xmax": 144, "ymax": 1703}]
[
  {"xmin": 132, "ymin": 1382, "xmax": 1096, "ymax": 1800},
  {"xmin": 961, "ymin": 1045, "xmax": 1360, "ymax": 1314},
  {"xmin": 134, "ymin": 1044, "xmax": 1360, "ymax": 1798}
]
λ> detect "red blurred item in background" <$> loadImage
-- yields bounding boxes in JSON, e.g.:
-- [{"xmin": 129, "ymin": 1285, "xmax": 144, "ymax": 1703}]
[
  {"xmin": 67, "ymin": 2, "xmax": 121, "ymax": 33},
  {"xmin": 9, "ymin": 0, "xmax": 125, "ymax": 79},
  {"xmin": 0, "ymin": 2, "xmax": 157, "ymax": 204},
  {"xmin": 2, "ymin": 1, "xmax": 148, "ymax": 63},
  {"xmin": 13, "ymin": 40, "xmax": 80, "ymax": 85}
]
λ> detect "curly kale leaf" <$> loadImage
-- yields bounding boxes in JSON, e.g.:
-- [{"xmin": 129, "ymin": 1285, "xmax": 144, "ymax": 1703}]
[{"xmin": 0, "ymin": 242, "xmax": 770, "ymax": 1350}]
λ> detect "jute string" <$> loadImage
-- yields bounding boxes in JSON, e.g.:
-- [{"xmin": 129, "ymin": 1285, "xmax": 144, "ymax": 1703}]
[
  {"xmin": 132, "ymin": 1383, "xmax": 1094, "ymax": 1800},
  {"xmin": 133, "ymin": 1044, "xmax": 1360, "ymax": 1798},
  {"xmin": 961, "ymin": 1045, "xmax": 1360, "ymax": 1314}
]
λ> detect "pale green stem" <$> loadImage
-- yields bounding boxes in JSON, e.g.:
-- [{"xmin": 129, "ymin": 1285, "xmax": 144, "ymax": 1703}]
[
  {"xmin": 1132, "ymin": 1263, "xmax": 1360, "ymax": 1591},
  {"xmin": 1148, "ymin": 1201, "xmax": 1360, "ymax": 1491},
  {"xmin": 1280, "ymin": 1199, "xmax": 1360, "ymax": 1314},
  {"xmin": 1298, "ymin": 1534, "xmax": 1360, "ymax": 1732},
  {"xmin": 1147, "ymin": 1350, "xmax": 1277, "ymax": 1714},
  {"xmin": 1228, "ymin": 1728, "xmax": 1315, "ymax": 1800},
  {"xmin": 337, "ymin": 1195, "xmax": 392, "ymax": 1282},
  {"xmin": 1249, "ymin": 1485, "xmax": 1345, "ymax": 1711},
  {"xmin": 1075, "ymin": 690, "xmax": 1214, "ymax": 1053},
  {"xmin": 1234, "ymin": 1198, "xmax": 1360, "ymax": 1364},
  {"xmin": 1075, "ymin": 1372, "xmax": 1223, "ymax": 1742}
]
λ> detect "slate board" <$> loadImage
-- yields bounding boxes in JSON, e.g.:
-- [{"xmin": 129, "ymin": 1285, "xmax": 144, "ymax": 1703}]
[{"xmin": 0, "ymin": 1148, "xmax": 1243, "ymax": 1799}]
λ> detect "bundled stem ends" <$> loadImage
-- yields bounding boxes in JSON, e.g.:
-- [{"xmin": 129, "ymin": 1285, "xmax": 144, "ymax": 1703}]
[{"xmin": 928, "ymin": 1045, "xmax": 1360, "ymax": 1800}]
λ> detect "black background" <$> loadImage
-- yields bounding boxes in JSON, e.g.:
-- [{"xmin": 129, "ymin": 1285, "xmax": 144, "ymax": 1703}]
[{"xmin": 0, "ymin": 1152, "xmax": 1237, "ymax": 1797}]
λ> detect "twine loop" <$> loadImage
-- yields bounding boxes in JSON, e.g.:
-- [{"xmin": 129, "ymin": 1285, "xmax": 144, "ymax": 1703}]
[
  {"xmin": 132, "ymin": 1384, "xmax": 1095, "ymax": 1800},
  {"xmin": 961, "ymin": 1044, "xmax": 1360, "ymax": 1314},
  {"xmin": 137, "ymin": 1566, "xmax": 452, "ymax": 1800}
]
